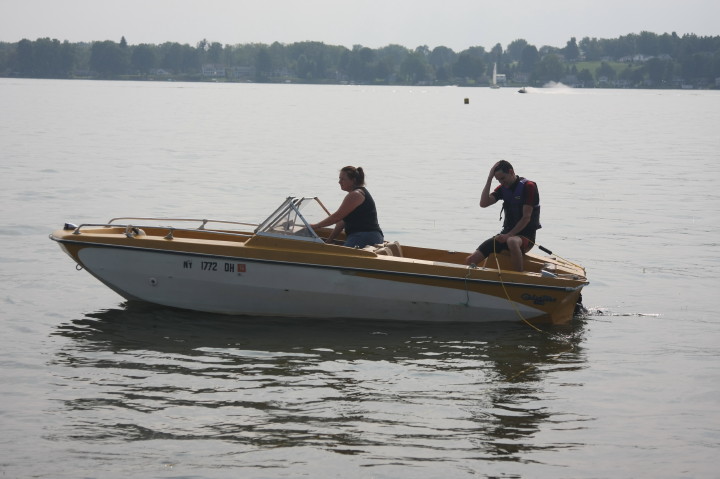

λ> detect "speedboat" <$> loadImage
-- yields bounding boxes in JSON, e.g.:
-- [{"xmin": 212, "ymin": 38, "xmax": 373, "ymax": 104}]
[{"xmin": 50, "ymin": 197, "xmax": 588, "ymax": 324}]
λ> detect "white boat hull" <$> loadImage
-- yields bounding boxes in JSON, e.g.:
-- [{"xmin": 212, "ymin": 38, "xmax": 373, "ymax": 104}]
[{"xmin": 78, "ymin": 247, "xmax": 545, "ymax": 322}]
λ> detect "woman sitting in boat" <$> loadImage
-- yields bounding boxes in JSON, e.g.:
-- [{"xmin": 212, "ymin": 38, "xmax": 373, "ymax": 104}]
[{"xmin": 311, "ymin": 166, "xmax": 384, "ymax": 248}]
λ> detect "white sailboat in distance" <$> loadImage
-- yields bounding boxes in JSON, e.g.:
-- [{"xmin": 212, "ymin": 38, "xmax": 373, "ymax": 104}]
[{"xmin": 490, "ymin": 62, "xmax": 500, "ymax": 89}]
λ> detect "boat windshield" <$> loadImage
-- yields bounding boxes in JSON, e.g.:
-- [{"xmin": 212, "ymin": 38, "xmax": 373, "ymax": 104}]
[{"xmin": 254, "ymin": 197, "xmax": 328, "ymax": 243}]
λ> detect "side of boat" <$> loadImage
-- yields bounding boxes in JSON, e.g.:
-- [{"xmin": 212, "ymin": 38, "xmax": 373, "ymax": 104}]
[{"xmin": 50, "ymin": 217, "xmax": 587, "ymax": 324}]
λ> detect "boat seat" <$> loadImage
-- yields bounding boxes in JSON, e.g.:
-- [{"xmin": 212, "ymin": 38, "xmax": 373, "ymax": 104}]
[
  {"xmin": 372, "ymin": 241, "xmax": 403, "ymax": 257},
  {"xmin": 385, "ymin": 241, "xmax": 403, "ymax": 257}
]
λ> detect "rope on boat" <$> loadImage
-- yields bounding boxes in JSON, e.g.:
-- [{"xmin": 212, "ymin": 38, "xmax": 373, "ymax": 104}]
[
  {"xmin": 486, "ymin": 239, "xmax": 583, "ymax": 334},
  {"xmin": 463, "ymin": 268, "xmax": 472, "ymax": 306},
  {"xmin": 463, "ymin": 257, "xmax": 542, "ymax": 333},
  {"xmin": 492, "ymin": 258, "xmax": 544, "ymax": 333},
  {"xmin": 493, "ymin": 239, "xmax": 544, "ymax": 333}
]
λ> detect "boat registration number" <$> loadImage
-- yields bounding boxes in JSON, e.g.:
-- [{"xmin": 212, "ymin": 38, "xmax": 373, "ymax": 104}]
[{"xmin": 183, "ymin": 260, "xmax": 246, "ymax": 273}]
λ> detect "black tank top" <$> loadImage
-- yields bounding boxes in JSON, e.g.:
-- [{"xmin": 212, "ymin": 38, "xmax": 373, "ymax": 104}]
[{"xmin": 343, "ymin": 187, "xmax": 382, "ymax": 235}]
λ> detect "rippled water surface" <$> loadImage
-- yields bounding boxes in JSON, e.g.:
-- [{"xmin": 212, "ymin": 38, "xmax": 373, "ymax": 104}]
[{"xmin": 1, "ymin": 79, "xmax": 719, "ymax": 478}]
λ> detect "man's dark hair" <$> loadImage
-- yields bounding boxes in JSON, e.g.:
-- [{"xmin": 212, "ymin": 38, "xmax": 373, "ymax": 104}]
[{"xmin": 494, "ymin": 160, "xmax": 514, "ymax": 174}]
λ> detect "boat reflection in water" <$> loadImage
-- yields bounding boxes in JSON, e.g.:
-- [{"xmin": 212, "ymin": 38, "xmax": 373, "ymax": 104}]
[{"xmin": 50, "ymin": 302, "xmax": 588, "ymax": 465}]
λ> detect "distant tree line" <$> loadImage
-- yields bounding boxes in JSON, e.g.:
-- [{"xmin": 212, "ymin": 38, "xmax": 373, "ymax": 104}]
[{"xmin": 1, "ymin": 31, "xmax": 719, "ymax": 88}]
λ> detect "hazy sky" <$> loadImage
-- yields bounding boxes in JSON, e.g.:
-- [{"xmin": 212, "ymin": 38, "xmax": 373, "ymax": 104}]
[{"xmin": 2, "ymin": 0, "xmax": 718, "ymax": 51}]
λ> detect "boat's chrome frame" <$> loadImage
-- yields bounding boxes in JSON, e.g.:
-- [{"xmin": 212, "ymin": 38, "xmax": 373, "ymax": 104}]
[
  {"xmin": 253, "ymin": 197, "xmax": 329, "ymax": 243},
  {"xmin": 64, "ymin": 197, "xmax": 331, "ymax": 242},
  {"xmin": 67, "ymin": 221, "xmax": 257, "ymax": 241},
  {"xmin": 109, "ymin": 217, "xmax": 258, "ymax": 230}
]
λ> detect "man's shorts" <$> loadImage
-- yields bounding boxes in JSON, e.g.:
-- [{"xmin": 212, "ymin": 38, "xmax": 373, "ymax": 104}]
[{"xmin": 477, "ymin": 234, "xmax": 534, "ymax": 258}]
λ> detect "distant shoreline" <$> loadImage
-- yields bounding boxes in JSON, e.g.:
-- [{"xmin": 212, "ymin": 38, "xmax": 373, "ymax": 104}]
[
  {"xmin": 2, "ymin": 76, "xmax": 714, "ymax": 90},
  {"xmin": 2, "ymin": 32, "xmax": 718, "ymax": 89}
]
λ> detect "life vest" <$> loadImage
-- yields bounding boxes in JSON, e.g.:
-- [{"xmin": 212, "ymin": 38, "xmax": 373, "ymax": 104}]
[{"xmin": 499, "ymin": 177, "xmax": 541, "ymax": 235}]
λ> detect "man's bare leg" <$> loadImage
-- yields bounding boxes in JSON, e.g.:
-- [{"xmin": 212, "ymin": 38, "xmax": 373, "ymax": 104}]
[
  {"xmin": 465, "ymin": 249, "xmax": 486, "ymax": 266},
  {"xmin": 507, "ymin": 236, "xmax": 524, "ymax": 272}
]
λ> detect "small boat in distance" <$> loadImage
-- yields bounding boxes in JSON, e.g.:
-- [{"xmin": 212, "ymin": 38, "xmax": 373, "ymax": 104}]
[
  {"xmin": 50, "ymin": 197, "xmax": 588, "ymax": 324},
  {"xmin": 518, "ymin": 87, "xmax": 527, "ymax": 93}
]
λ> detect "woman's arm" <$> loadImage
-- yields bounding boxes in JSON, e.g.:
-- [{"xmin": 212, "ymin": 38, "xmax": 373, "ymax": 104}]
[
  {"xmin": 311, "ymin": 190, "xmax": 365, "ymax": 229},
  {"xmin": 326, "ymin": 220, "xmax": 345, "ymax": 242}
]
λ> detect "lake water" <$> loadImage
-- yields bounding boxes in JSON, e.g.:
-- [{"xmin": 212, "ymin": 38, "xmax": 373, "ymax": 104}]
[{"xmin": 1, "ymin": 78, "xmax": 719, "ymax": 478}]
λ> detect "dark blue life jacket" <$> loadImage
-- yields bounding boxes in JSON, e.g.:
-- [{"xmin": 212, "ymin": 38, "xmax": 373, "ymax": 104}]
[{"xmin": 499, "ymin": 177, "xmax": 541, "ymax": 235}]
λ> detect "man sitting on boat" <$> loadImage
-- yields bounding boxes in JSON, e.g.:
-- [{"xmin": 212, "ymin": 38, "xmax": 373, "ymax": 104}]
[
  {"xmin": 310, "ymin": 166, "xmax": 384, "ymax": 248},
  {"xmin": 465, "ymin": 160, "xmax": 541, "ymax": 272}
]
